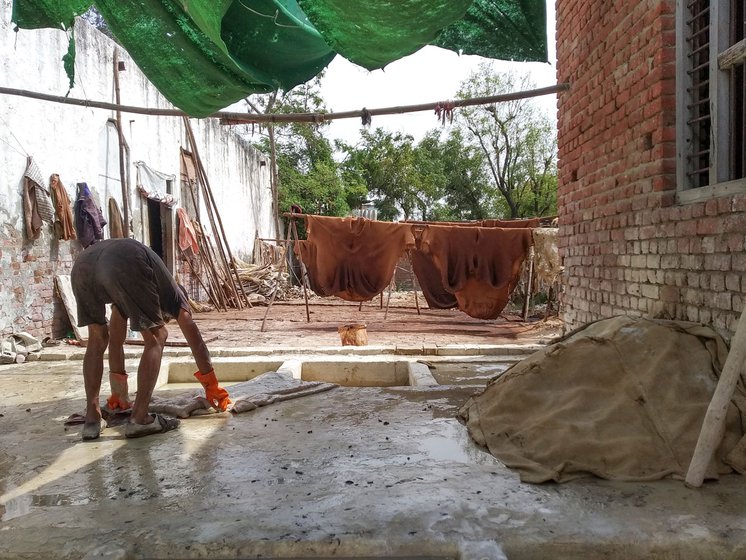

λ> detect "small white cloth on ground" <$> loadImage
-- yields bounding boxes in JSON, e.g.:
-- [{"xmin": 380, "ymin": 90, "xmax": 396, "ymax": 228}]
[{"xmin": 149, "ymin": 371, "xmax": 338, "ymax": 418}]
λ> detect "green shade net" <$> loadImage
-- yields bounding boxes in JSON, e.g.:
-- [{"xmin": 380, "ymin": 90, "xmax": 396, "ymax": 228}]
[
  {"xmin": 11, "ymin": 0, "xmax": 89, "ymax": 29},
  {"xmin": 434, "ymin": 0, "xmax": 547, "ymax": 62},
  {"xmin": 12, "ymin": 0, "xmax": 547, "ymax": 117},
  {"xmin": 296, "ymin": 0, "xmax": 474, "ymax": 71}
]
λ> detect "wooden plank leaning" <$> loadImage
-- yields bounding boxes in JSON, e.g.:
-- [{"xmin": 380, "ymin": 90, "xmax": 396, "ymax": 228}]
[{"xmin": 685, "ymin": 305, "xmax": 746, "ymax": 487}]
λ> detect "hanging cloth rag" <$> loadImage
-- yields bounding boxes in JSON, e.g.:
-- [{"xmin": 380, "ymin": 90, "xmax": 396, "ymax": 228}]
[
  {"xmin": 74, "ymin": 182, "xmax": 107, "ymax": 248},
  {"xmin": 295, "ymin": 215, "xmax": 415, "ymax": 302},
  {"xmin": 416, "ymin": 225, "xmax": 533, "ymax": 320},
  {"xmin": 176, "ymin": 207, "xmax": 200, "ymax": 255},
  {"xmin": 22, "ymin": 156, "xmax": 55, "ymax": 240},
  {"xmin": 49, "ymin": 173, "xmax": 77, "ymax": 240},
  {"xmin": 108, "ymin": 197, "xmax": 125, "ymax": 238}
]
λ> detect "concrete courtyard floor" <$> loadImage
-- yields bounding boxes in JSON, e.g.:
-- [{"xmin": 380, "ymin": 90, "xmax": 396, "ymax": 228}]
[{"xmin": 1, "ymin": 302, "xmax": 746, "ymax": 559}]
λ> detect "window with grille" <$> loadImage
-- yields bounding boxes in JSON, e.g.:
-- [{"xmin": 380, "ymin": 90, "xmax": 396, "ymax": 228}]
[{"xmin": 678, "ymin": 0, "xmax": 746, "ymax": 197}]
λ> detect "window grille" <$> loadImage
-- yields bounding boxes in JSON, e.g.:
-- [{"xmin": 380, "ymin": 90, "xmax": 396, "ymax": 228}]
[
  {"xmin": 730, "ymin": 0, "xmax": 745, "ymax": 180},
  {"xmin": 685, "ymin": 0, "xmax": 711, "ymax": 188}
]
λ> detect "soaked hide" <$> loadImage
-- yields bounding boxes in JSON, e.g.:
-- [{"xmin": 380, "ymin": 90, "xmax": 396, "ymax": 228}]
[
  {"xmin": 295, "ymin": 216, "xmax": 414, "ymax": 301},
  {"xmin": 416, "ymin": 225, "xmax": 533, "ymax": 319},
  {"xmin": 458, "ymin": 316, "xmax": 746, "ymax": 483},
  {"xmin": 149, "ymin": 371, "xmax": 337, "ymax": 417},
  {"xmin": 532, "ymin": 228, "xmax": 561, "ymax": 287},
  {"xmin": 410, "ymin": 249, "xmax": 458, "ymax": 309}
]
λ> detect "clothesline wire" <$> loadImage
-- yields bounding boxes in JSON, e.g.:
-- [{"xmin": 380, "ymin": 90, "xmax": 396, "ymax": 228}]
[
  {"xmin": 0, "ymin": 114, "xmax": 29, "ymax": 157},
  {"xmin": 0, "ymin": 83, "xmax": 569, "ymax": 125},
  {"xmin": 0, "ymin": 135, "xmax": 27, "ymax": 158}
]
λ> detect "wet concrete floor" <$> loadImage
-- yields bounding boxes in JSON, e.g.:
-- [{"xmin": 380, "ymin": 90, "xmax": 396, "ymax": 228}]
[{"xmin": 1, "ymin": 348, "xmax": 746, "ymax": 559}]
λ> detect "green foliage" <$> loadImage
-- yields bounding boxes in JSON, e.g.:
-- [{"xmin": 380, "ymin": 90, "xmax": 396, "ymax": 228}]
[
  {"xmin": 246, "ymin": 77, "xmax": 368, "ymax": 221},
  {"xmin": 243, "ymin": 63, "xmax": 557, "ymax": 227},
  {"xmin": 455, "ymin": 64, "xmax": 557, "ymax": 219},
  {"xmin": 338, "ymin": 128, "xmax": 424, "ymax": 221}
]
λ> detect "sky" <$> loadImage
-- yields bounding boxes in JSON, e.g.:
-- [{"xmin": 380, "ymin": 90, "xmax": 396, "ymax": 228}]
[{"xmin": 318, "ymin": 1, "xmax": 557, "ymax": 147}]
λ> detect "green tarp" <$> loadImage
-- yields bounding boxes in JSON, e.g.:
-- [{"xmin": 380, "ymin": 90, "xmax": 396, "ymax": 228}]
[{"xmin": 12, "ymin": 0, "xmax": 547, "ymax": 117}]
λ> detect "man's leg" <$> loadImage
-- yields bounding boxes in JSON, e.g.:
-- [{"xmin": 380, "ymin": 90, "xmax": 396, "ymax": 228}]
[
  {"xmin": 129, "ymin": 324, "xmax": 168, "ymax": 425},
  {"xmin": 83, "ymin": 323, "xmax": 109, "ymax": 424},
  {"xmin": 108, "ymin": 305, "xmax": 127, "ymax": 373},
  {"xmin": 106, "ymin": 305, "xmax": 131, "ymax": 411}
]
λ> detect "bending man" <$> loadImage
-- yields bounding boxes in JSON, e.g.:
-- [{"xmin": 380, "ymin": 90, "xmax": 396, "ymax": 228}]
[{"xmin": 72, "ymin": 238, "xmax": 230, "ymax": 440}]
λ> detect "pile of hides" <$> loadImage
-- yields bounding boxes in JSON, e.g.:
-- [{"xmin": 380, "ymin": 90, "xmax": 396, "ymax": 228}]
[
  {"xmin": 458, "ymin": 316, "xmax": 746, "ymax": 483},
  {"xmin": 149, "ymin": 371, "xmax": 337, "ymax": 417}
]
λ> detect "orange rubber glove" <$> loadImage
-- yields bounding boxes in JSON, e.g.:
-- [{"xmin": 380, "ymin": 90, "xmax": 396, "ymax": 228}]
[
  {"xmin": 194, "ymin": 370, "xmax": 231, "ymax": 411},
  {"xmin": 106, "ymin": 372, "xmax": 132, "ymax": 411}
]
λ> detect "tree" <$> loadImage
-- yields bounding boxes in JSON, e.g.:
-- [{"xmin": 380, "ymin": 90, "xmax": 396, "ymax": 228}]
[
  {"xmin": 241, "ymin": 77, "xmax": 367, "ymax": 230},
  {"xmin": 417, "ymin": 129, "xmax": 493, "ymax": 221},
  {"xmin": 455, "ymin": 65, "xmax": 557, "ymax": 219},
  {"xmin": 338, "ymin": 128, "xmax": 422, "ymax": 221}
]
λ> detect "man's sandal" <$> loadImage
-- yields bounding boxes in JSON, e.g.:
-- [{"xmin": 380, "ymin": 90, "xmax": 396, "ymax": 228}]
[
  {"xmin": 82, "ymin": 418, "xmax": 107, "ymax": 441},
  {"xmin": 125, "ymin": 413, "xmax": 180, "ymax": 439}
]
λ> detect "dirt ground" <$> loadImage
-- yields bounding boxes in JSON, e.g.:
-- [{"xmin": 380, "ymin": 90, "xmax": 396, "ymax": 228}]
[{"xmin": 188, "ymin": 291, "xmax": 564, "ymax": 348}]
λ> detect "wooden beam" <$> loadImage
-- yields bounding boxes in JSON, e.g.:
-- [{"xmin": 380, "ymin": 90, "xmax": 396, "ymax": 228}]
[
  {"xmin": 718, "ymin": 39, "xmax": 746, "ymax": 70},
  {"xmin": 685, "ymin": 304, "xmax": 746, "ymax": 487},
  {"xmin": 0, "ymin": 83, "xmax": 570, "ymax": 124}
]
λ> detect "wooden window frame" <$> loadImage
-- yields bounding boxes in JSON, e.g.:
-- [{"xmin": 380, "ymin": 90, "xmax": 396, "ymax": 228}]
[{"xmin": 677, "ymin": 0, "xmax": 746, "ymax": 204}]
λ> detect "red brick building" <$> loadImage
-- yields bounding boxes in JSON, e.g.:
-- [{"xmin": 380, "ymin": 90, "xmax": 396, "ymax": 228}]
[{"xmin": 556, "ymin": 0, "xmax": 746, "ymax": 337}]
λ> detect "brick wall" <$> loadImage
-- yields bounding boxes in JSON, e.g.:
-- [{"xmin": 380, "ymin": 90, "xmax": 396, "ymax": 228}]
[
  {"xmin": 556, "ymin": 0, "xmax": 746, "ymax": 339},
  {"xmin": 0, "ymin": 225, "xmax": 79, "ymax": 340}
]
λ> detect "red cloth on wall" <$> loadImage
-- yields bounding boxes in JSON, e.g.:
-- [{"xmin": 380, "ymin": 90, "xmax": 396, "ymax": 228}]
[
  {"xmin": 177, "ymin": 207, "xmax": 200, "ymax": 255},
  {"xmin": 416, "ymin": 225, "xmax": 533, "ymax": 320},
  {"xmin": 295, "ymin": 216, "xmax": 414, "ymax": 302}
]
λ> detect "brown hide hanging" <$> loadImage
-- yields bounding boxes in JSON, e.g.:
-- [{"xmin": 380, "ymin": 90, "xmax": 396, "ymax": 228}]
[
  {"xmin": 410, "ymin": 218, "xmax": 539, "ymax": 311},
  {"xmin": 410, "ymin": 249, "xmax": 458, "ymax": 309},
  {"xmin": 294, "ymin": 215, "xmax": 414, "ymax": 302},
  {"xmin": 416, "ymin": 225, "xmax": 533, "ymax": 320}
]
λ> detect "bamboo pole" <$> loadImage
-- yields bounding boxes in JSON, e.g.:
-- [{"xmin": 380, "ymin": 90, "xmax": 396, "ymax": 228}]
[
  {"xmin": 408, "ymin": 252, "xmax": 421, "ymax": 315},
  {"xmin": 383, "ymin": 277, "xmax": 394, "ymax": 321},
  {"xmin": 291, "ymin": 218, "xmax": 311, "ymax": 323},
  {"xmin": 177, "ymin": 246, "xmax": 220, "ymax": 309},
  {"xmin": 0, "ymin": 84, "xmax": 570, "ymax": 124},
  {"xmin": 182, "ymin": 172, "xmax": 227, "ymax": 310},
  {"xmin": 522, "ymin": 246, "xmax": 535, "ymax": 322},
  {"xmin": 112, "ymin": 49, "xmax": 130, "ymax": 235},
  {"xmin": 183, "ymin": 118, "xmax": 248, "ymax": 308},
  {"xmin": 685, "ymin": 305, "xmax": 746, "ymax": 487},
  {"xmin": 195, "ymin": 231, "xmax": 228, "ymax": 311},
  {"xmin": 261, "ymin": 219, "xmax": 293, "ymax": 332}
]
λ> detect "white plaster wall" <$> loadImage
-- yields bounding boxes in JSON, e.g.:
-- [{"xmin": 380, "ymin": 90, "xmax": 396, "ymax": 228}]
[
  {"xmin": 1, "ymin": 2, "xmax": 275, "ymax": 253},
  {"xmin": 0, "ymin": 1, "xmax": 276, "ymax": 334}
]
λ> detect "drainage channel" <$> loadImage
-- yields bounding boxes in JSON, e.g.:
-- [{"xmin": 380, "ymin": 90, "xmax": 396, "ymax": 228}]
[{"xmin": 160, "ymin": 353, "xmax": 530, "ymax": 389}]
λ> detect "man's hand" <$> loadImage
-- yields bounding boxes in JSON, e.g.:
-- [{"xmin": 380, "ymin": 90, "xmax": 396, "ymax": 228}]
[
  {"xmin": 194, "ymin": 370, "xmax": 231, "ymax": 411},
  {"xmin": 106, "ymin": 372, "xmax": 132, "ymax": 411}
]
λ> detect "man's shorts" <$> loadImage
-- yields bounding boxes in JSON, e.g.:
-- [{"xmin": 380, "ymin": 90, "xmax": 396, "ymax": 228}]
[{"xmin": 71, "ymin": 239, "xmax": 188, "ymax": 332}]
